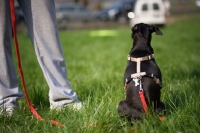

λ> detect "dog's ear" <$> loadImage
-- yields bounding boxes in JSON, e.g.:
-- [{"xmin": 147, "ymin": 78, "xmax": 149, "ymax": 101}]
[
  {"xmin": 131, "ymin": 25, "xmax": 138, "ymax": 39},
  {"xmin": 131, "ymin": 25, "xmax": 138, "ymax": 32},
  {"xmin": 131, "ymin": 24, "xmax": 146, "ymax": 38},
  {"xmin": 150, "ymin": 25, "xmax": 163, "ymax": 35}
]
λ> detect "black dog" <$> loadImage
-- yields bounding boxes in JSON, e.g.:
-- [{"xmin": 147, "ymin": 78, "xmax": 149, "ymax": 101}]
[{"xmin": 118, "ymin": 23, "xmax": 165, "ymax": 121}]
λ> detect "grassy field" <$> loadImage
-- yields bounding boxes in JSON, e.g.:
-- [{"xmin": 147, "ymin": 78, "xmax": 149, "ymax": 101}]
[{"xmin": 0, "ymin": 16, "xmax": 200, "ymax": 133}]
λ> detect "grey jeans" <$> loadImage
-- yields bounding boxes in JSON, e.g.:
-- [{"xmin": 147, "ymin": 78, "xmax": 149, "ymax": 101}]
[{"xmin": 0, "ymin": 0, "xmax": 78, "ymax": 110}]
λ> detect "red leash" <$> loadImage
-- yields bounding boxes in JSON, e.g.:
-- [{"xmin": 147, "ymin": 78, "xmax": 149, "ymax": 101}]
[
  {"xmin": 139, "ymin": 91, "xmax": 165, "ymax": 121},
  {"xmin": 139, "ymin": 91, "xmax": 148, "ymax": 113},
  {"xmin": 9, "ymin": 0, "xmax": 64, "ymax": 127},
  {"xmin": 139, "ymin": 78, "xmax": 165, "ymax": 121}
]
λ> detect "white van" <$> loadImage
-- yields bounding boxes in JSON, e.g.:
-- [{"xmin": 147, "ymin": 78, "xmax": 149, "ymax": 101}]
[{"xmin": 128, "ymin": 0, "xmax": 167, "ymax": 27}]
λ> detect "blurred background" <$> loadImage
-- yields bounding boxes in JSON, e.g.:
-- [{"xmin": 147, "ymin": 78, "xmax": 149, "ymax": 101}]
[{"xmin": 15, "ymin": 0, "xmax": 200, "ymax": 30}]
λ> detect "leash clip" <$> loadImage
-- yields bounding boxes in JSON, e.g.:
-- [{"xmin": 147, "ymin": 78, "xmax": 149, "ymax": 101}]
[
  {"xmin": 138, "ymin": 76, "xmax": 144, "ymax": 92},
  {"xmin": 133, "ymin": 76, "xmax": 142, "ymax": 87}
]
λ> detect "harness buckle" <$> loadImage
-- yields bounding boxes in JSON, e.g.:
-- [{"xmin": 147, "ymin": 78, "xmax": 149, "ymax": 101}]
[
  {"xmin": 139, "ymin": 77, "xmax": 144, "ymax": 92},
  {"xmin": 133, "ymin": 78, "xmax": 139, "ymax": 86},
  {"xmin": 133, "ymin": 76, "xmax": 143, "ymax": 89},
  {"xmin": 139, "ymin": 84, "xmax": 143, "ymax": 92}
]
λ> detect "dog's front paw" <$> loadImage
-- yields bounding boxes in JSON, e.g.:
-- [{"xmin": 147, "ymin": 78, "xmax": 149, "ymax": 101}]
[{"xmin": 155, "ymin": 102, "xmax": 166, "ymax": 115}]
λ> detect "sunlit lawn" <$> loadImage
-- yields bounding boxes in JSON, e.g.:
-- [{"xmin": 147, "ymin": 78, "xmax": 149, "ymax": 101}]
[{"xmin": 0, "ymin": 16, "xmax": 200, "ymax": 133}]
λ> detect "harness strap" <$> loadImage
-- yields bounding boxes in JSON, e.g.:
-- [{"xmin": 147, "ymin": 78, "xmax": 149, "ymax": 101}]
[
  {"xmin": 130, "ymin": 72, "xmax": 147, "ymax": 79},
  {"xmin": 124, "ymin": 54, "xmax": 162, "ymax": 89},
  {"xmin": 127, "ymin": 54, "xmax": 154, "ymax": 62},
  {"xmin": 136, "ymin": 58, "xmax": 141, "ymax": 73},
  {"xmin": 131, "ymin": 72, "xmax": 162, "ymax": 87},
  {"xmin": 124, "ymin": 72, "xmax": 162, "ymax": 91}
]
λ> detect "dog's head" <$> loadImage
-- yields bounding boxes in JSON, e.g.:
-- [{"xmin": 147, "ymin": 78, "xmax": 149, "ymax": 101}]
[
  {"xmin": 131, "ymin": 23, "xmax": 162, "ymax": 41},
  {"xmin": 130, "ymin": 23, "xmax": 162, "ymax": 55}
]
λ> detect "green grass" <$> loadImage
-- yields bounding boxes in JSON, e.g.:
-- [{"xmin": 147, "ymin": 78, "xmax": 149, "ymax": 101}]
[{"xmin": 1, "ymin": 17, "xmax": 200, "ymax": 133}]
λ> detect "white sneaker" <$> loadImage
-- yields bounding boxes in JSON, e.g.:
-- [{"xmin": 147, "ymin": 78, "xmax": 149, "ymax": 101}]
[
  {"xmin": 50, "ymin": 100, "xmax": 83, "ymax": 111},
  {"xmin": 67, "ymin": 100, "xmax": 83, "ymax": 110},
  {"xmin": 0, "ymin": 108, "xmax": 14, "ymax": 116}
]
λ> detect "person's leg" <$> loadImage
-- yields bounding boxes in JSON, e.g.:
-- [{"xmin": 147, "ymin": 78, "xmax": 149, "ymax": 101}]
[
  {"xmin": 0, "ymin": 0, "xmax": 23, "ymax": 114},
  {"xmin": 17, "ymin": 0, "xmax": 81, "ymax": 109}
]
